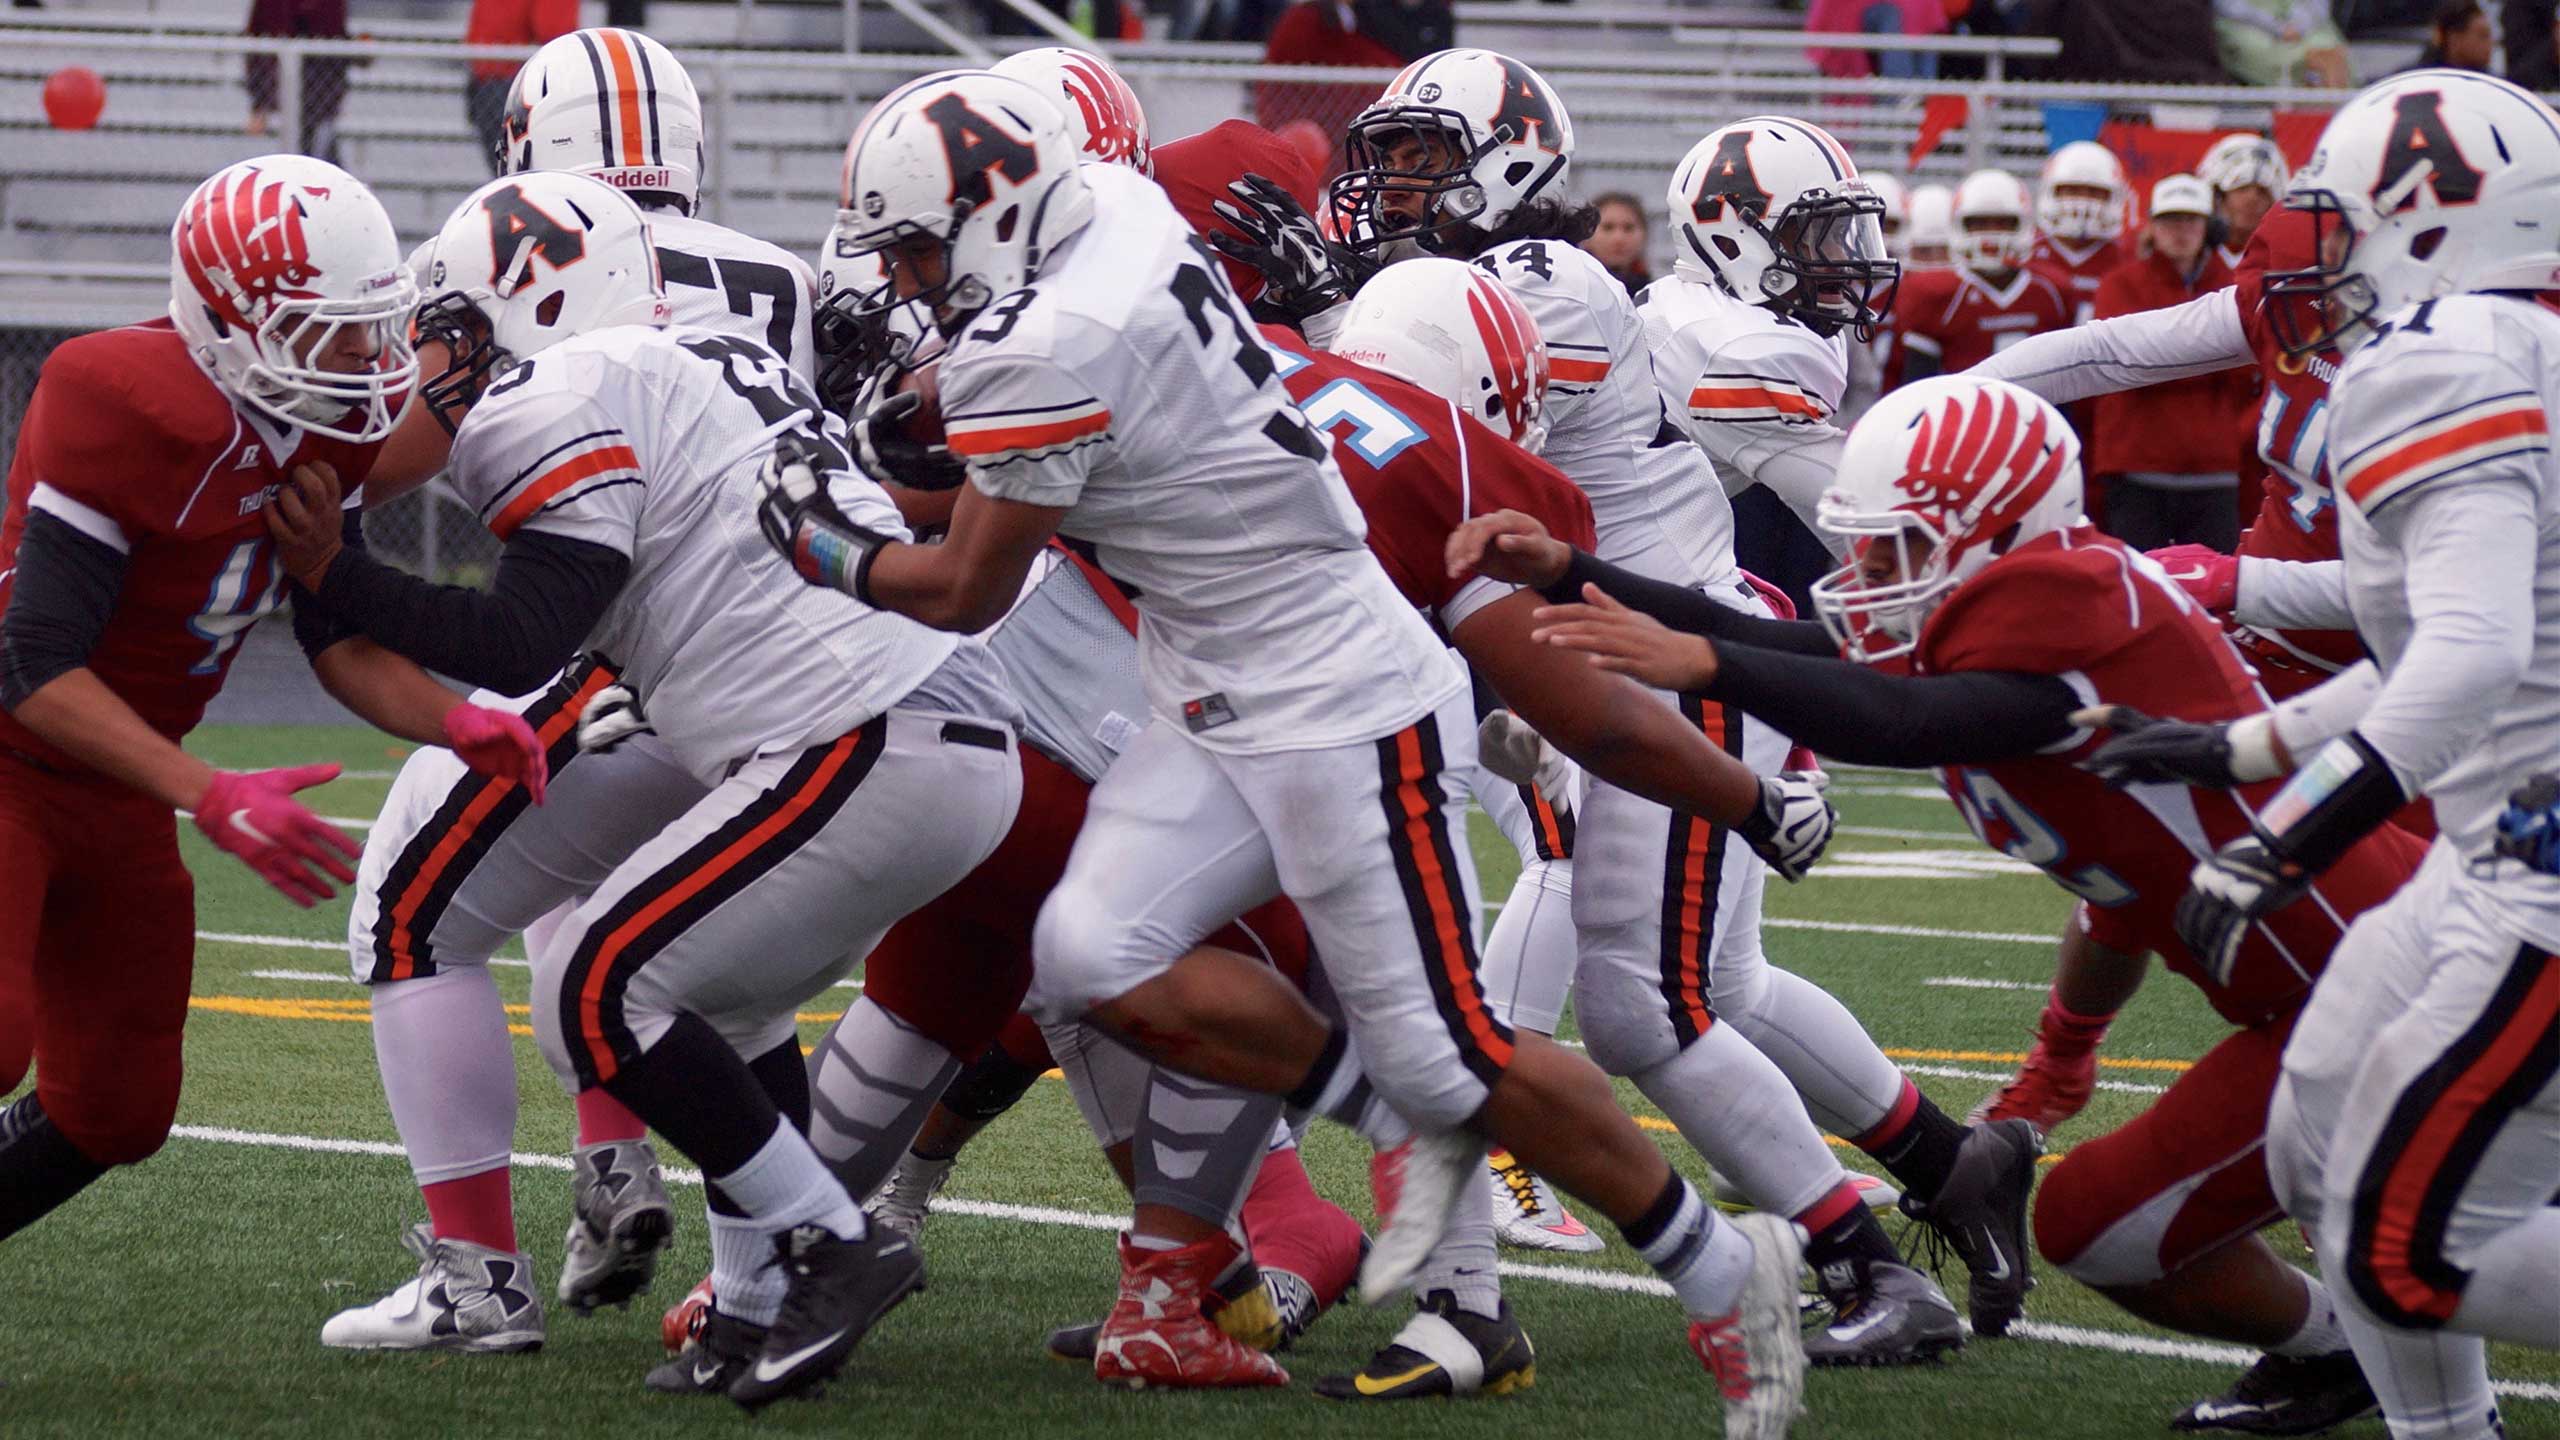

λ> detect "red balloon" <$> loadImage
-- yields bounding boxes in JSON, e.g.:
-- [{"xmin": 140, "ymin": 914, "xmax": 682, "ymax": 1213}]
[{"xmin": 43, "ymin": 66, "xmax": 105, "ymax": 131}]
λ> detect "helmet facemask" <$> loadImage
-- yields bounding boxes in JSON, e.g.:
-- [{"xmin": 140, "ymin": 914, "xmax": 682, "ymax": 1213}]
[
  {"xmin": 1755, "ymin": 193, "xmax": 1897, "ymax": 337},
  {"xmin": 2263, "ymin": 192, "xmax": 2383, "ymax": 356},
  {"xmin": 1329, "ymin": 113, "xmax": 1501, "ymax": 260},
  {"xmin": 1810, "ymin": 509, "xmax": 1953, "ymax": 662},
  {"xmin": 412, "ymin": 290, "xmax": 511, "ymax": 436},
  {"xmin": 226, "ymin": 286, "xmax": 418, "ymax": 441}
]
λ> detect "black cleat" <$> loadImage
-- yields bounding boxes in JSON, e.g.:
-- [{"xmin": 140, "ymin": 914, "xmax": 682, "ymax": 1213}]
[
  {"xmin": 725, "ymin": 1223, "xmax": 925, "ymax": 1412},
  {"xmin": 2172, "ymin": 1350, "xmax": 2381, "ymax": 1436},
  {"xmin": 1312, "ymin": 1290, "xmax": 1535, "ymax": 1400},
  {"xmin": 1044, "ymin": 1319, "xmax": 1100, "ymax": 1363},
  {"xmin": 645, "ymin": 1306, "xmax": 767, "ymax": 1396},
  {"xmin": 1802, "ymin": 1261, "xmax": 1965, "ymax": 1367},
  {"xmin": 1905, "ymin": 1118, "xmax": 2041, "ymax": 1337}
]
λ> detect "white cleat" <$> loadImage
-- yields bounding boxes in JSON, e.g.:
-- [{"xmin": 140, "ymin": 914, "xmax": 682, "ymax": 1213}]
[
  {"xmin": 559, "ymin": 1139, "xmax": 675, "ymax": 1313},
  {"xmin": 321, "ymin": 1224, "xmax": 544, "ymax": 1353},
  {"xmin": 1687, "ymin": 1213, "xmax": 1808, "ymax": 1440},
  {"xmin": 1359, "ymin": 1128, "xmax": 1484, "ymax": 1305},
  {"xmin": 1487, "ymin": 1149, "xmax": 1603, "ymax": 1253},
  {"xmin": 865, "ymin": 1151, "xmax": 955, "ymax": 1241}
]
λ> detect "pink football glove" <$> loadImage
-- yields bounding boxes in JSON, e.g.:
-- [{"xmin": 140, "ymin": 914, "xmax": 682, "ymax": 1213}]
[
  {"xmin": 194, "ymin": 765, "xmax": 361, "ymax": 908},
  {"xmin": 2147, "ymin": 544, "xmax": 2238, "ymax": 614},
  {"xmin": 442, "ymin": 703, "xmax": 548, "ymax": 805}
]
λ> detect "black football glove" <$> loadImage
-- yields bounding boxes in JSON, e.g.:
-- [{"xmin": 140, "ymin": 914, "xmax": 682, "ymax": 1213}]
[
  {"xmin": 2174, "ymin": 832, "xmax": 2313, "ymax": 987},
  {"xmin": 1209, "ymin": 174, "xmax": 1375, "ymax": 325},
  {"xmin": 2078, "ymin": 705, "xmax": 2249, "ymax": 789},
  {"xmin": 848, "ymin": 370, "xmax": 968, "ymax": 493},
  {"xmin": 755, "ymin": 430, "xmax": 898, "ymax": 602},
  {"xmin": 1737, "ymin": 772, "xmax": 1836, "ymax": 883}
]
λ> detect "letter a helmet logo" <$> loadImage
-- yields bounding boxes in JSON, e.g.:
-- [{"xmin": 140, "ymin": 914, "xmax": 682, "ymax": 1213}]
[
  {"xmin": 2372, "ymin": 90, "xmax": 2484, "ymax": 211},
  {"xmin": 1691, "ymin": 130, "xmax": 1771, "ymax": 225},
  {"xmin": 923, "ymin": 92, "xmax": 1042, "ymax": 210}
]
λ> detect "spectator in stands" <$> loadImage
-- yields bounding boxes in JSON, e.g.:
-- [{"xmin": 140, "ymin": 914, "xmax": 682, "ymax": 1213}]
[
  {"xmin": 1582, "ymin": 192, "xmax": 1651, "ymax": 294},
  {"xmin": 1805, "ymin": 0, "xmax": 1950, "ymax": 80},
  {"xmin": 466, "ymin": 0, "xmax": 578, "ymax": 175},
  {"xmin": 2089, "ymin": 175, "xmax": 2254, "ymax": 552},
  {"xmin": 1256, "ymin": 0, "xmax": 1450, "ymax": 164},
  {"xmin": 2505, "ymin": 1, "xmax": 2560, "ymax": 89},
  {"xmin": 2407, "ymin": 0, "xmax": 2496, "ymax": 66},
  {"xmin": 245, "ymin": 0, "xmax": 353, "ymax": 164},
  {"xmin": 2214, "ymin": 0, "xmax": 2354, "ymax": 84}
]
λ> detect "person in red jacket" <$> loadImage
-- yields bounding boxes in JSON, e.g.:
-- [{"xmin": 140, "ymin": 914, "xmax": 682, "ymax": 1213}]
[
  {"xmin": 465, "ymin": 0, "xmax": 579, "ymax": 171},
  {"xmin": 2088, "ymin": 175, "xmax": 2253, "ymax": 552}
]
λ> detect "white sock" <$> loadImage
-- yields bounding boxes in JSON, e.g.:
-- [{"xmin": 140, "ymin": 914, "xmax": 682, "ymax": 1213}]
[
  {"xmin": 712, "ymin": 1118, "xmax": 865, "ymax": 1239},
  {"xmin": 2269, "ymin": 1273, "xmax": 2351, "ymax": 1358},
  {"xmin": 708, "ymin": 1208, "xmax": 790, "ymax": 1326},
  {"xmin": 1626, "ymin": 1177, "xmax": 1754, "ymax": 1320},
  {"xmin": 370, "ymin": 967, "xmax": 518, "ymax": 1187},
  {"xmin": 1412, "ymin": 1169, "xmax": 1503, "ymax": 1320},
  {"xmin": 1629, "ymin": 1023, "xmax": 1848, "ymax": 1219}
]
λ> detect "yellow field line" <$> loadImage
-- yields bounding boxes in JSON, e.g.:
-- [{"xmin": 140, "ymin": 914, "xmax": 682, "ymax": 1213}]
[{"xmin": 1885, "ymin": 1046, "xmax": 2194, "ymax": 1074}]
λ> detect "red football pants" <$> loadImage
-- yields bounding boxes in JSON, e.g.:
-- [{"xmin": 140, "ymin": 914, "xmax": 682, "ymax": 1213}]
[
  {"xmin": 0, "ymin": 755, "xmax": 195, "ymax": 1164},
  {"xmin": 2033, "ymin": 1009, "xmax": 2298, "ymax": 1288},
  {"xmin": 865, "ymin": 745, "xmax": 1312, "ymax": 1059}
]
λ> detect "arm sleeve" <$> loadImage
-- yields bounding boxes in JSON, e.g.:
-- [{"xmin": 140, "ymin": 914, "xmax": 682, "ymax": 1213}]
[
  {"xmin": 2350, "ymin": 475, "xmax": 2542, "ymax": 795},
  {"xmin": 2265, "ymin": 659, "xmax": 2384, "ymax": 761},
  {"xmin": 0, "ymin": 511, "xmax": 126, "ymax": 711},
  {"xmin": 310, "ymin": 530, "xmax": 630, "ymax": 696},
  {"xmin": 1704, "ymin": 640, "xmax": 2085, "ymax": 766},
  {"xmin": 1538, "ymin": 548, "xmax": 1836, "ymax": 656},
  {"xmin": 2233, "ymin": 556, "xmax": 2355, "ymax": 630},
  {"xmin": 290, "ymin": 504, "xmax": 370, "ymax": 662},
  {"xmin": 1963, "ymin": 287, "xmax": 2251, "ymax": 404},
  {"xmin": 940, "ymin": 351, "xmax": 1115, "ymax": 509}
]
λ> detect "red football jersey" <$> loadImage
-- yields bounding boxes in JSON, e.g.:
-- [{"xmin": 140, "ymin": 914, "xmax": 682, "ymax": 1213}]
[
  {"xmin": 2228, "ymin": 267, "xmax": 2361, "ymax": 679},
  {"xmin": 1885, "ymin": 266, "xmax": 2075, "ymax": 389},
  {"xmin": 1264, "ymin": 328, "xmax": 1598, "ymax": 632},
  {"xmin": 2027, "ymin": 234, "xmax": 2124, "ymax": 326},
  {"xmin": 0, "ymin": 320, "xmax": 383, "ymax": 770},
  {"xmin": 1914, "ymin": 527, "xmax": 2420, "ymax": 1025}
]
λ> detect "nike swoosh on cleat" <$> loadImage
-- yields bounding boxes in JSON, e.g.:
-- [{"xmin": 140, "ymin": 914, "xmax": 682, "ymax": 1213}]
[
  {"xmin": 750, "ymin": 1328, "xmax": 849, "ymax": 1384},
  {"xmin": 1353, "ymin": 1362, "xmax": 1442, "ymax": 1395},
  {"xmin": 1976, "ymin": 1233, "xmax": 2012, "ymax": 1281},
  {"xmin": 1822, "ymin": 1307, "xmax": 1896, "ymax": 1344},
  {"xmin": 691, "ymin": 1361, "xmax": 725, "ymax": 1387},
  {"xmin": 230, "ymin": 809, "xmax": 277, "ymax": 849}
]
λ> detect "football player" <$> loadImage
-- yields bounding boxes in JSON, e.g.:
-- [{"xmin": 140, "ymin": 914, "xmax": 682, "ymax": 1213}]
[
  {"xmin": 2085, "ymin": 70, "xmax": 2560, "ymax": 1440},
  {"xmin": 1236, "ymin": 56, "xmax": 2029, "ymax": 1356},
  {"xmin": 989, "ymin": 45, "xmax": 1152, "ymax": 173},
  {"xmin": 1903, "ymin": 182, "xmax": 1956, "ymax": 270},
  {"xmin": 2030, "ymin": 141, "xmax": 2132, "ymax": 325},
  {"xmin": 0, "ymin": 156, "xmax": 544, "ymax": 1243},
  {"xmin": 759, "ymin": 71, "xmax": 1814, "ymax": 1433},
  {"xmin": 1885, "ymin": 169, "xmax": 2074, "ymax": 388},
  {"xmin": 268, "ymin": 171, "xmax": 1025, "ymax": 1410},
  {"xmin": 1446, "ymin": 372, "xmax": 2426, "ymax": 1435},
  {"xmin": 319, "ymin": 27, "xmax": 834, "ymax": 1353}
]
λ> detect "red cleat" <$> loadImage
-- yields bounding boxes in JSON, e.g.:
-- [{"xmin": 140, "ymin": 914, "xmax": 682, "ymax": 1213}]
[
  {"xmin": 1093, "ymin": 1235, "xmax": 1289, "ymax": 1390},
  {"xmin": 1966, "ymin": 1033, "xmax": 2095, "ymax": 1133},
  {"xmin": 662, "ymin": 1275, "xmax": 713, "ymax": 1356}
]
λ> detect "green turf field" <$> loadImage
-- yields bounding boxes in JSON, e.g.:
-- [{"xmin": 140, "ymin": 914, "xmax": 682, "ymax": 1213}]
[{"xmin": 3, "ymin": 724, "xmax": 2552, "ymax": 1439}]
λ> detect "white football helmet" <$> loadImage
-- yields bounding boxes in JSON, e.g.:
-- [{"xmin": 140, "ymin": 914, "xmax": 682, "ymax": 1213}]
[
  {"xmin": 1666, "ymin": 115, "xmax": 1897, "ymax": 336},
  {"xmin": 169, "ymin": 154, "xmax": 416, "ymax": 442},
  {"xmin": 1811, "ymin": 375, "xmax": 2083, "ymax": 661},
  {"xmin": 1332, "ymin": 256, "xmax": 1551, "ymax": 452},
  {"xmin": 411, "ymin": 172, "xmax": 670, "ymax": 428},
  {"xmin": 500, "ymin": 29, "xmax": 704, "ymax": 214},
  {"xmin": 1329, "ymin": 49, "xmax": 1575, "ymax": 259},
  {"xmin": 1867, "ymin": 172, "xmax": 1909, "ymax": 246},
  {"xmin": 988, "ymin": 46, "xmax": 1152, "ymax": 174},
  {"xmin": 1904, "ymin": 182, "xmax": 1955, "ymax": 268},
  {"xmin": 2271, "ymin": 69, "xmax": 2560, "ymax": 354},
  {"xmin": 2036, "ymin": 140, "xmax": 2128, "ymax": 244},
  {"xmin": 2199, "ymin": 132, "xmax": 2288, "ymax": 199},
  {"xmin": 833, "ymin": 70, "xmax": 1095, "ymax": 332},
  {"xmin": 1953, "ymin": 168, "xmax": 2032, "ymax": 274}
]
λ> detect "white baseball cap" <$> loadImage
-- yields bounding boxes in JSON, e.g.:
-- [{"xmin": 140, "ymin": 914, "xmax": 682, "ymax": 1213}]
[{"xmin": 2149, "ymin": 173, "xmax": 2212, "ymax": 219}]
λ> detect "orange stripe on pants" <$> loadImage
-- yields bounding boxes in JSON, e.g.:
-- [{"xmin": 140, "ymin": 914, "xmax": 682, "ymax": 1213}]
[{"xmin": 1390, "ymin": 726, "xmax": 1512, "ymax": 1072}]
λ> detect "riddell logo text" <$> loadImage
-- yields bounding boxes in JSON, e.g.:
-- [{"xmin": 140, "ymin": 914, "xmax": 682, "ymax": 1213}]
[{"xmin": 594, "ymin": 167, "xmax": 675, "ymax": 190}]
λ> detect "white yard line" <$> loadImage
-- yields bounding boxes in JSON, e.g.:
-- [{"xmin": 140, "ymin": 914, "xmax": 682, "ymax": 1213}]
[
  {"xmin": 176, "ymin": 809, "xmax": 376, "ymax": 829},
  {"xmin": 1924, "ymin": 976, "xmax": 2046, "ymax": 992},
  {"xmin": 159, "ymin": 1122, "xmax": 2557, "ymax": 1404}
]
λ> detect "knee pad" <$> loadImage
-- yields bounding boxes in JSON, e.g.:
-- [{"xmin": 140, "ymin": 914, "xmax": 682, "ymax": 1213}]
[
  {"xmin": 940, "ymin": 1045, "xmax": 1048, "ymax": 1124},
  {"xmin": 1570, "ymin": 940, "xmax": 1682, "ymax": 1077}
]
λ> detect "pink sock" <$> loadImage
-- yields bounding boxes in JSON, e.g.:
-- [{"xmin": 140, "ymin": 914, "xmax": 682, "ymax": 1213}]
[
  {"xmin": 1241, "ymin": 1145, "xmax": 1365, "ymax": 1309},
  {"xmin": 422, "ymin": 1166, "xmax": 517, "ymax": 1253},
  {"xmin": 575, "ymin": 1088, "xmax": 648, "ymax": 1146},
  {"xmin": 1790, "ymin": 1177, "xmax": 1864, "ymax": 1238},
  {"xmin": 1851, "ymin": 1076, "xmax": 1924, "ymax": 1153}
]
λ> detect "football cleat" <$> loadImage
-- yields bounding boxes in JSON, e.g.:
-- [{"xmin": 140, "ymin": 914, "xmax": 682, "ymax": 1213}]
[
  {"xmin": 645, "ymin": 1303, "xmax": 768, "ymax": 1396},
  {"xmin": 1713, "ymin": 1168, "xmax": 1901, "ymax": 1216},
  {"xmin": 1313, "ymin": 1289, "xmax": 1535, "ymax": 1400},
  {"xmin": 559, "ymin": 1139, "xmax": 675, "ymax": 1314},
  {"xmin": 727, "ymin": 1222, "xmax": 926, "ymax": 1412},
  {"xmin": 1964, "ymin": 1035, "xmax": 2096, "ymax": 1133},
  {"xmin": 320, "ymin": 1223, "xmax": 544, "ymax": 1353},
  {"xmin": 1689, "ymin": 1213, "xmax": 1808, "ymax": 1440},
  {"xmin": 1043, "ymin": 1246, "xmax": 1293, "ymax": 1362},
  {"xmin": 1093, "ymin": 1235, "xmax": 1289, "ymax": 1389},
  {"xmin": 1487, "ymin": 1149, "xmax": 1603, "ymax": 1253},
  {"xmin": 1801, "ymin": 1261, "xmax": 1964, "ymax": 1367},
  {"xmin": 1360, "ymin": 1128, "xmax": 1483, "ymax": 1304},
  {"xmin": 1264, "ymin": 1266, "xmax": 1323, "ymax": 1350},
  {"xmin": 1902, "ymin": 1118, "xmax": 2041, "ymax": 1337},
  {"xmin": 662, "ymin": 1275, "xmax": 714, "ymax": 1355},
  {"xmin": 866, "ymin": 1151, "xmax": 954, "ymax": 1241},
  {"xmin": 2171, "ymin": 1350, "xmax": 2381, "ymax": 1436}
]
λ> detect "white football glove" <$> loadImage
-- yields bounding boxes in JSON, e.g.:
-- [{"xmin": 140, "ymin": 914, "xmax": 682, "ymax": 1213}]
[
  {"xmin": 1476, "ymin": 710, "xmax": 1576, "ymax": 815},
  {"xmin": 1737, "ymin": 772, "xmax": 1836, "ymax": 882},
  {"xmin": 577, "ymin": 682, "xmax": 652, "ymax": 754}
]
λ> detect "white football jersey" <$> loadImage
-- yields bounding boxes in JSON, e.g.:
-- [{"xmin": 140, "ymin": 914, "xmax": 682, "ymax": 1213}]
[
  {"xmin": 941, "ymin": 163, "xmax": 1461, "ymax": 756},
  {"xmin": 980, "ymin": 547, "xmax": 1148, "ymax": 785},
  {"xmin": 1469, "ymin": 239, "xmax": 1741, "ymax": 590},
  {"xmin": 2326, "ymin": 293, "xmax": 2560, "ymax": 854},
  {"xmin": 1641, "ymin": 274, "xmax": 1849, "ymax": 544},
  {"xmin": 644, "ymin": 208, "xmax": 821, "ymax": 382},
  {"xmin": 446, "ymin": 324, "xmax": 990, "ymax": 784}
]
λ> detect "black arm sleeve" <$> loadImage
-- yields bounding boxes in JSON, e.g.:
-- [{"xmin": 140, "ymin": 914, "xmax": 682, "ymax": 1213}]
[
  {"xmin": 291, "ymin": 506, "xmax": 370, "ymax": 662},
  {"xmin": 0, "ymin": 511, "xmax": 126, "ymax": 711},
  {"xmin": 1705, "ymin": 639, "xmax": 2086, "ymax": 767},
  {"xmin": 1537, "ymin": 548, "xmax": 1834, "ymax": 656},
  {"xmin": 309, "ymin": 528, "xmax": 630, "ymax": 696}
]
